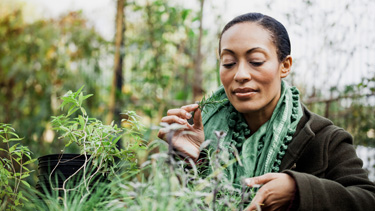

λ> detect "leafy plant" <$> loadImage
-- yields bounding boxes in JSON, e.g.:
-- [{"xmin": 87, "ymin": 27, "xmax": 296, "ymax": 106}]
[
  {"xmin": 51, "ymin": 86, "xmax": 124, "ymax": 167},
  {"xmin": 0, "ymin": 124, "xmax": 36, "ymax": 210},
  {"xmin": 0, "ymin": 8, "xmax": 108, "ymax": 159},
  {"xmin": 47, "ymin": 86, "xmax": 145, "ymax": 207}
]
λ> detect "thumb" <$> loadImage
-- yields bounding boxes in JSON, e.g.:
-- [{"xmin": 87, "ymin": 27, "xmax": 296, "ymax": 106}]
[
  {"xmin": 245, "ymin": 173, "xmax": 278, "ymax": 187},
  {"xmin": 193, "ymin": 107, "xmax": 203, "ymax": 129}
]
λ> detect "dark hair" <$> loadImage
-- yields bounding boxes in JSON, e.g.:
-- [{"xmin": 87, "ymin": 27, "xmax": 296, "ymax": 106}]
[{"xmin": 219, "ymin": 13, "xmax": 291, "ymax": 62}]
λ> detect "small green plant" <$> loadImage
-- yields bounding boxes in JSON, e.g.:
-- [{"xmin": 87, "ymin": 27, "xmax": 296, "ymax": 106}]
[
  {"xmin": 51, "ymin": 86, "xmax": 125, "ymax": 170},
  {"xmin": 0, "ymin": 124, "xmax": 36, "ymax": 211},
  {"xmin": 48, "ymin": 86, "xmax": 144, "ymax": 207}
]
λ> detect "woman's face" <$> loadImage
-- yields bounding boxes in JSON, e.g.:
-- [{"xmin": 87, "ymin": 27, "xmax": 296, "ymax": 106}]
[{"xmin": 219, "ymin": 22, "xmax": 290, "ymax": 116}]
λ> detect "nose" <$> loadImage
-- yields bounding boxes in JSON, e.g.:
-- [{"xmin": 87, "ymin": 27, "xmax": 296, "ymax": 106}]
[{"xmin": 234, "ymin": 61, "xmax": 251, "ymax": 83}]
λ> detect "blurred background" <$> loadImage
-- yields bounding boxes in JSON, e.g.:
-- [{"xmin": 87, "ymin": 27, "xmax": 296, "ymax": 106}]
[{"xmin": 1, "ymin": 0, "xmax": 374, "ymax": 181}]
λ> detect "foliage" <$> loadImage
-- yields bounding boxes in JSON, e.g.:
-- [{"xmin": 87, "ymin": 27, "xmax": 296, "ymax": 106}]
[
  {"xmin": 123, "ymin": 0, "xmax": 213, "ymax": 123},
  {"xmin": 23, "ymin": 179, "xmax": 113, "ymax": 210},
  {"xmin": 17, "ymin": 125, "xmax": 256, "ymax": 210},
  {"xmin": 306, "ymin": 75, "xmax": 375, "ymax": 147},
  {"xmin": 0, "ymin": 87, "xmax": 146, "ymax": 210},
  {"xmin": 0, "ymin": 8, "xmax": 109, "ymax": 158},
  {"xmin": 51, "ymin": 86, "xmax": 144, "ymax": 188},
  {"xmin": 102, "ymin": 126, "xmax": 254, "ymax": 210},
  {"xmin": 1, "ymin": 0, "xmax": 375, "ymax": 202},
  {"xmin": 0, "ymin": 124, "xmax": 36, "ymax": 210}
]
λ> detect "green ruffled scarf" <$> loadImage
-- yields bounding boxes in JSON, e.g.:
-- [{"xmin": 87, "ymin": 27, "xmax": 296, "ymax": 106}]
[{"xmin": 202, "ymin": 80, "xmax": 303, "ymax": 186}]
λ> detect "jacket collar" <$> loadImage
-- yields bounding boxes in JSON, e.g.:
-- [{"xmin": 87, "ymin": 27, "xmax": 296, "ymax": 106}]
[{"xmin": 280, "ymin": 104, "xmax": 332, "ymax": 170}]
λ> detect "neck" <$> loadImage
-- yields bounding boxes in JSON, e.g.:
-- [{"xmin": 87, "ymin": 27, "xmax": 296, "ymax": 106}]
[
  {"xmin": 243, "ymin": 91, "xmax": 281, "ymax": 134},
  {"xmin": 243, "ymin": 110, "xmax": 271, "ymax": 134}
]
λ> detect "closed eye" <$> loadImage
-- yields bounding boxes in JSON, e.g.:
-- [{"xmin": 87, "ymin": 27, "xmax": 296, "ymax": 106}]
[
  {"xmin": 222, "ymin": 63, "xmax": 236, "ymax": 68},
  {"xmin": 250, "ymin": 62, "xmax": 264, "ymax": 67}
]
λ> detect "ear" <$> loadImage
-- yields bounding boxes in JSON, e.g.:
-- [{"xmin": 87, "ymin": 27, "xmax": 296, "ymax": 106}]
[{"xmin": 280, "ymin": 55, "xmax": 292, "ymax": 78}]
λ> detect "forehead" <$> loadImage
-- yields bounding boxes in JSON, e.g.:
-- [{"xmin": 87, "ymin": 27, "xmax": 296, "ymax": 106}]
[{"xmin": 220, "ymin": 22, "xmax": 276, "ymax": 55}]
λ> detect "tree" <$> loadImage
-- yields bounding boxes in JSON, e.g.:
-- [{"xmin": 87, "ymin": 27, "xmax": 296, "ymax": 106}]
[
  {"xmin": 193, "ymin": 0, "xmax": 205, "ymax": 101},
  {"xmin": 107, "ymin": 0, "xmax": 126, "ymax": 125}
]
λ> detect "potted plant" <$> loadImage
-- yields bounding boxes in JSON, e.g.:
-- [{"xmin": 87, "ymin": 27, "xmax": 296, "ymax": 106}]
[{"xmin": 36, "ymin": 86, "xmax": 144, "ymax": 206}]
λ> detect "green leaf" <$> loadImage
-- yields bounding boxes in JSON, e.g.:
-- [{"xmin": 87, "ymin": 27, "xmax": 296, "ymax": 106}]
[
  {"xmin": 81, "ymin": 107, "xmax": 87, "ymax": 116},
  {"xmin": 8, "ymin": 131, "xmax": 20, "ymax": 138},
  {"xmin": 8, "ymin": 138, "xmax": 23, "ymax": 142},
  {"xmin": 8, "ymin": 143, "xmax": 19, "ymax": 153},
  {"xmin": 81, "ymin": 94, "xmax": 93, "ymax": 101},
  {"xmin": 113, "ymin": 135, "xmax": 122, "ymax": 144},
  {"xmin": 65, "ymin": 140, "xmax": 73, "ymax": 147},
  {"xmin": 23, "ymin": 158, "xmax": 36, "ymax": 165},
  {"xmin": 76, "ymin": 85, "xmax": 85, "ymax": 96},
  {"xmin": 78, "ymin": 93, "xmax": 82, "ymax": 106},
  {"xmin": 67, "ymin": 106, "xmax": 79, "ymax": 117},
  {"xmin": 20, "ymin": 174, "xmax": 30, "ymax": 179},
  {"xmin": 78, "ymin": 115, "xmax": 85, "ymax": 129},
  {"xmin": 0, "ymin": 135, "xmax": 7, "ymax": 142}
]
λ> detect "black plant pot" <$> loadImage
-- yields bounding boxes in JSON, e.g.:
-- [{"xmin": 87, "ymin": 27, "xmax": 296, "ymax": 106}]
[{"xmin": 36, "ymin": 154, "xmax": 107, "ymax": 196}]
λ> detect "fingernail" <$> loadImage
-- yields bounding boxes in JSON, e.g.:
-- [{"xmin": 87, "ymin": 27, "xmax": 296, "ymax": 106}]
[
  {"xmin": 243, "ymin": 178, "xmax": 252, "ymax": 186},
  {"xmin": 186, "ymin": 113, "xmax": 192, "ymax": 119}
]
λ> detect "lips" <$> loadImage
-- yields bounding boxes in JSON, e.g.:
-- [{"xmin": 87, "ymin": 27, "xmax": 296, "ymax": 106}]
[
  {"xmin": 232, "ymin": 87, "xmax": 258, "ymax": 98},
  {"xmin": 233, "ymin": 87, "xmax": 258, "ymax": 93}
]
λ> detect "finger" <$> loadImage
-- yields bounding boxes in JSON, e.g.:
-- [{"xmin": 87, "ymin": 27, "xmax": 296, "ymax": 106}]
[
  {"xmin": 245, "ymin": 173, "xmax": 278, "ymax": 187},
  {"xmin": 167, "ymin": 108, "xmax": 193, "ymax": 119},
  {"xmin": 181, "ymin": 104, "xmax": 199, "ymax": 113},
  {"xmin": 157, "ymin": 128, "xmax": 167, "ymax": 140},
  {"xmin": 161, "ymin": 115, "xmax": 188, "ymax": 125},
  {"xmin": 244, "ymin": 203, "xmax": 262, "ymax": 211},
  {"xmin": 192, "ymin": 107, "xmax": 203, "ymax": 128},
  {"xmin": 246, "ymin": 186, "xmax": 268, "ymax": 211}
]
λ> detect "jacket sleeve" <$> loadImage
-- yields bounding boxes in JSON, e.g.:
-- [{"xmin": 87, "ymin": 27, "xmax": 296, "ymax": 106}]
[{"xmin": 284, "ymin": 128, "xmax": 375, "ymax": 211}]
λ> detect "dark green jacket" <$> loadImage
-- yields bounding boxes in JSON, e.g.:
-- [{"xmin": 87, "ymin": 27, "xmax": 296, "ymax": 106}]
[{"xmin": 281, "ymin": 105, "xmax": 375, "ymax": 210}]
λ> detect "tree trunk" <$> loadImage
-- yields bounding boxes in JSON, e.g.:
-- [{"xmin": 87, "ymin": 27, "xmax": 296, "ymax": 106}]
[
  {"xmin": 107, "ymin": 0, "xmax": 126, "ymax": 125},
  {"xmin": 193, "ymin": 0, "xmax": 205, "ymax": 101}
]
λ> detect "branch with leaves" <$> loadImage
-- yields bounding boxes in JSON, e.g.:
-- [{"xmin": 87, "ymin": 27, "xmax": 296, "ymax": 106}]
[
  {"xmin": 188, "ymin": 94, "xmax": 228, "ymax": 124},
  {"xmin": 0, "ymin": 124, "xmax": 36, "ymax": 210}
]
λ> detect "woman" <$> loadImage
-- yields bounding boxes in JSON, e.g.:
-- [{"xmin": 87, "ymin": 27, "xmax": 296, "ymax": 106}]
[{"xmin": 158, "ymin": 13, "xmax": 375, "ymax": 210}]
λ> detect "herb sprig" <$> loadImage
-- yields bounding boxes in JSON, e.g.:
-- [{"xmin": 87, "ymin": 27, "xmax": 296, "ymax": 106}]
[{"xmin": 188, "ymin": 94, "xmax": 228, "ymax": 124}]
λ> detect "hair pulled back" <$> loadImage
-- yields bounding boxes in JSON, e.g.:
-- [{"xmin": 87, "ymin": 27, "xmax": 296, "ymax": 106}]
[{"xmin": 219, "ymin": 13, "xmax": 291, "ymax": 62}]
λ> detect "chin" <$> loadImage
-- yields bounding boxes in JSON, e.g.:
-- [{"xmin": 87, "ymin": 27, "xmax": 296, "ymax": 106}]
[{"xmin": 232, "ymin": 102, "xmax": 262, "ymax": 114}]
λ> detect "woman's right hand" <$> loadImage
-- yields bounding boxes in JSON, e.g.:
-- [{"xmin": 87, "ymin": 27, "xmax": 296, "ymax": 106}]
[{"xmin": 157, "ymin": 104, "xmax": 205, "ymax": 162}]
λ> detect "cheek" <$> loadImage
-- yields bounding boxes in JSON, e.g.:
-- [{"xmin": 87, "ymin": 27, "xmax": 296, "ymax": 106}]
[
  {"xmin": 255, "ymin": 65, "xmax": 281, "ymax": 85},
  {"xmin": 219, "ymin": 69, "xmax": 231, "ymax": 85}
]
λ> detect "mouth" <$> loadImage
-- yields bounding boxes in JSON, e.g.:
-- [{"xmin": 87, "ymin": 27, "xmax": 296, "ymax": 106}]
[{"xmin": 232, "ymin": 87, "xmax": 259, "ymax": 98}]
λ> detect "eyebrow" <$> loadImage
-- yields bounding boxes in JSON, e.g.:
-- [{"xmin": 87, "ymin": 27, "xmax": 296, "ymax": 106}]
[{"xmin": 220, "ymin": 47, "xmax": 266, "ymax": 58}]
